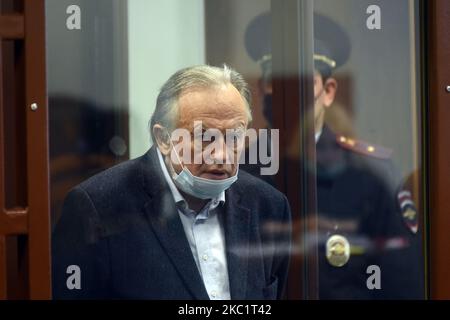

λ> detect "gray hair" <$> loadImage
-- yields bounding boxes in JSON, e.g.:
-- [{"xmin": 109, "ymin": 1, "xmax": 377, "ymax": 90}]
[{"xmin": 149, "ymin": 64, "xmax": 252, "ymax": 142}]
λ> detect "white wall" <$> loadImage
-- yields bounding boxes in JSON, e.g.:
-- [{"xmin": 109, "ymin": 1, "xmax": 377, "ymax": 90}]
[{"xmin": 128, "ymin": 0, "xmax": 206, "ymax": 158}]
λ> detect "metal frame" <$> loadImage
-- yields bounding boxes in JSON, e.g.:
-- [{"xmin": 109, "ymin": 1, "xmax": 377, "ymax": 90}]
[{"xmin": 272, "ymin": 0, "xmax": 318, "ymax": 299}]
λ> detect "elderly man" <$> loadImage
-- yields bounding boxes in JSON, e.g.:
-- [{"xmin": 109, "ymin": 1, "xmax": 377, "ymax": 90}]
[{"xmin": 52, "ymin": 65, "xmax": 292, "ymax": 300}]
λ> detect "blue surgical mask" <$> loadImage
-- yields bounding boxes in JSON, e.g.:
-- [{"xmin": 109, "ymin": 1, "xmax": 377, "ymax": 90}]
[{"xmin": 169, "ymin": 139, "xmax": 238, "ymax": 199}]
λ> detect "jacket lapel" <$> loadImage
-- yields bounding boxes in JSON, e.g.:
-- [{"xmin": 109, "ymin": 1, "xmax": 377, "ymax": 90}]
[
  {"xmin": 140, "ymin": 147, "xmax": 209, "ymax": 300},
  {"xmin": 224, "ymin": 185, "xmax": 251, "ymax": 300}
]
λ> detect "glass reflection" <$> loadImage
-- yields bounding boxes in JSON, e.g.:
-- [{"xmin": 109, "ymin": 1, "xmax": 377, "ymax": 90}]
[
  {"xmin": 242, "ymin": 0, "xmax": 424, "ymax": 299},
  {"xmin": 47, "ymin": 0, "xmax": 425, "ymax": 300}
]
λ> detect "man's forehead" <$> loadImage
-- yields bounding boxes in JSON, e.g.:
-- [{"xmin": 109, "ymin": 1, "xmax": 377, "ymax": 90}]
[
  {"xmin": 179, "ymin": 118, "xmax": 246, "ymax": 133},
  {"xmin": 178, "ymin": 85, "xmax": 244, "ymax": 106},
  {"xmin": 177, "ymin": 85, "xmax": 248, "ymax": 127},
  {"xmin": 193, "ymin": 120, "xmax": 246, "ymax": 130},
  {"xmin": 314, "ymin": 69, "xmax": 323, "ymax": 78}
]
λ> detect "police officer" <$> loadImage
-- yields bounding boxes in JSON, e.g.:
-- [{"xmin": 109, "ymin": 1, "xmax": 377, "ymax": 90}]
[{"xmin": 244, "ymin": 11, "xmax": 424, "ymax": 299}]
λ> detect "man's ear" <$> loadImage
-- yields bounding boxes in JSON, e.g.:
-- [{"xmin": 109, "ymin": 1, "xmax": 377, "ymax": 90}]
[
  {"xmin": 323, "ymin": 77, "xmax": 338, "ymax": 108},
  {"xmin": 152, "ymin": 124, "xmax": 171, "ymax": 156}
]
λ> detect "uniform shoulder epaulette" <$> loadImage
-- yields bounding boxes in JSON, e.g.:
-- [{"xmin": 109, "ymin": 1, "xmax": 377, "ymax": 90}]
[{"xmin": 336, "ymin": 135, "xmax": 393, "ymax": 159}]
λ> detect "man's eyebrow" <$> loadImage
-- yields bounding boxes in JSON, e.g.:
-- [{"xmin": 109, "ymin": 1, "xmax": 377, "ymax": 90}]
[
  {"xmin": 197, "ymin": 122, "xmax": 246, "ymax": 130},
  {"xmin": 235, "ymin": 123, "xmax": 247, "ymax": 129},
  {"xmin": 229, "ymin": 125, "xmax": 245, "ymax": 131}
]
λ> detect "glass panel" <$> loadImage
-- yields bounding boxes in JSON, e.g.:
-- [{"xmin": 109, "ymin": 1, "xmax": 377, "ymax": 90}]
[
  {"xmin": 47, "ymin": 0, "xmax": 425, "ymax": 300},
  {"xmin": 46, "ymin": 0, "xmax": 130, "ymax": 227},
  {"xmin": 240, "ymin": 0, "xmax": 426, "ymax": 299},
  {"xmin": 48, "ymin": 0, "xmax": 255, "ymax": 300},
  {"xmin": 310, "ymin": 0, "xmax": 425, "ymax": 299}
]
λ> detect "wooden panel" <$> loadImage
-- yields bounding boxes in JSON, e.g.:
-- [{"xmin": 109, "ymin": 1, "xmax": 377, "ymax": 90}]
[
  {"xmin": 272, "ymin": 0, "xmax": 317, "ymax": 299},
  {"xmin": 0, "ymin": 236, "xmax": 6, "ymax": 299},
  {"xmin": 1, "ymin": 1, "xmax": 28, "ymax": 301},
  {"xmin": 7, "ymin": 235, "xmax": 29, "ymax": 299},
  {"xmin": 0, "ymin": 14, "xmax": 7, "ymax": 300},
  {"xmin": 0, "ymin": 23, "xmax": 4, "ymax": 215},
  {"xmin": 24, "ymin": 0, "xmax": 51, "ymax": 299},
  {"xmin": 0, "ymin": 210, "xmax": 28, "ymax": 235},
  {"xmin": 0, "ymin": 15, "xmax": 24, "ymax": 39},
  {"xmin": 428, "ymin": 0, "xmax": 450, "ymax": 299}
]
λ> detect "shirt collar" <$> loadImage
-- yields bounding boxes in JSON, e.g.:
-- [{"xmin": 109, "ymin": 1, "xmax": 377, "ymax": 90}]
[
  {"xmin": 156, "ymin": 147, "xmax": 225, "ymax": 208},
  {"xmin": 315, "ymin": 129, "xmax": 323, "ymax": 144}
]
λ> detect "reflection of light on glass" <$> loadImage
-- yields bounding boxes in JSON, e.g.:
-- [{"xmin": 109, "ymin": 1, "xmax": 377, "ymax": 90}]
[{"xmin": 109, "ymin": 136, "xmax": 127, "ymax": 156}]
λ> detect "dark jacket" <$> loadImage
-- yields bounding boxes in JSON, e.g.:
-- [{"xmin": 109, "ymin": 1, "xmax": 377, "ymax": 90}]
[
  {"xmin": 241, "ymin": 125, "xmax": 424, "ymax": 299},
  {"xmin": 315, "ymin": 126, "xmax": 424, "ymax": 299},
  {"xmin": 52, "ymin": 146, "xmax": 292, "ymax": 299}
]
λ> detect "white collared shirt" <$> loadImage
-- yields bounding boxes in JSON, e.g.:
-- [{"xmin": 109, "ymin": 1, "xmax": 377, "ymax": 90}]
[
  {"xmin": 315, "ymin": 129, "xmax": 323, "ymax": 144},
  {"xmin": 156, "ymin": 148, "xmax": 231, "ymax": 300}
]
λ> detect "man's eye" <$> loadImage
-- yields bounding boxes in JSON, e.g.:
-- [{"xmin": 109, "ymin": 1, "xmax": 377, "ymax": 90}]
[
  {"xmin": 226, "ymin": 132, "xmax": 244, "ymax": 146},
  {"xmin": 193, "ymin": 130, "xmax": 205, "ymax": 140}
]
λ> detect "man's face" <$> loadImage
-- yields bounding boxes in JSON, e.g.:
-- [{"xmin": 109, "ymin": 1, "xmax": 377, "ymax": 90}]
[
  {"xmin": 313, "ymin": 70, "xmax": 337, "ymax": 133},
  {"xmin": 170, "ymin": 84, "xmax": 248, "ymax": 180},
  {"xmin": 260, "ymin": 69, "xmax": 336, "ymax": 134}
]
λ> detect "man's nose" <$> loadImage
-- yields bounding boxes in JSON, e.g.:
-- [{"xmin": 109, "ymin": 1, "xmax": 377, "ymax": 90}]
[{"xmin": 210, "ymin": 138, "xmax": 230, "ymax": 164}]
